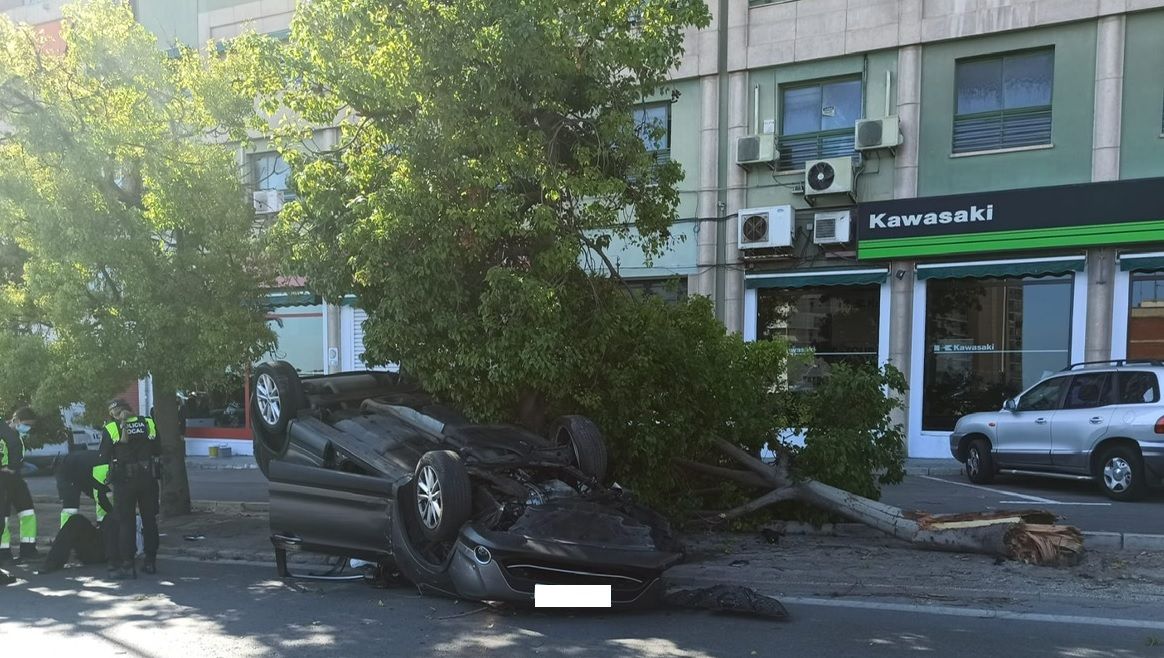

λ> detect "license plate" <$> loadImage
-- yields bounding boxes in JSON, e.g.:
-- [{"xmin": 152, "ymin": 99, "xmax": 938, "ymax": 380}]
[{"xmin": 534, "ymin": 584, "xmax": 612, "ymax": 608}]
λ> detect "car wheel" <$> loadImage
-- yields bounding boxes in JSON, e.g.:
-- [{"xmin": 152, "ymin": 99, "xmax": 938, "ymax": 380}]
[
  {"xmin": 1097, "ymin": 445, "xmax": 1147, "ymax": 502},
  {"xmin": 965, "ymin": 438, "xmax": 995, "ymax": 484},
  {"xmin": 550, "ymin": 415, "xmax": 609, "ymax": 483},
  {"xmin": 253, "ymin": 361, "xmax": 305, "ymax": 437},
  {"xmin": 413, "ymin": 451, "xmax": 472, "ymax": 543}
]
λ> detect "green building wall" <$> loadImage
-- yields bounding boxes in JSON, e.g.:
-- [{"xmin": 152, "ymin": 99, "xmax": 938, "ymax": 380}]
[
  {"xmin": 1120, "ymin": 9, "xmax": 1164, "ymax": 180},
  {"xmin": 917, "ymin": 21, "xmax": 1097, "ymax": 196},
  {"xmin": 745, "ymin": 50, "xmax": 898, "ymax": 209}
]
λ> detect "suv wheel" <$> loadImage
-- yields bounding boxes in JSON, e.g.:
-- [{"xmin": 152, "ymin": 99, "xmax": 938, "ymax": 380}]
[
  {"xmin": 1097, "ymin": 445, "xmax": 1148, "ymax": 502},
  {"xmin": 965, "ymin": 438, "xmax": 995, "ymax": 484}
]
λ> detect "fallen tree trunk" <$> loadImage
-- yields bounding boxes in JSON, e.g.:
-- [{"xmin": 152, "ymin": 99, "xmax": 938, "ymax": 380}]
[{"xmin": 679, "ymin": 439, "xmax": 1084, "ymax": 567}]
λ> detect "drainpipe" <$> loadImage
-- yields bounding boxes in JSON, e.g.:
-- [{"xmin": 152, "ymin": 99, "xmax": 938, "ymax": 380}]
[{"xmin": 714, "ymin": 0, "xmax": 729, "ymax": 323}]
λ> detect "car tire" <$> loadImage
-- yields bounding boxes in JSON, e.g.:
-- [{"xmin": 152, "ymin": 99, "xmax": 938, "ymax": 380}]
[
  {"xmin": 413, "ymin": 451, "xmax": 473, "ymax": 543},
  {"xmin": 389, "ymin": 494, "xmax": 457, "ymax": 595},
  {"xmin": 253, "ymin": 361, "xmax": 305, "ymax": 437},
  {"xmin": 550, "ymin": 415, "xmax": 609, "ymax": 483},
  {"xmin": 1096, "ymin": 445, "xmax": 1148, "ymax": 502},
  {"xmin": 965, "ymin": 438, "xmax": 995, "ymax": 484}
]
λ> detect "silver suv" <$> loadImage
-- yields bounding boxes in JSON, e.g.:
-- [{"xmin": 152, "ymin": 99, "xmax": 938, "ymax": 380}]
[{"xmin": 949, "ymin": 361, "xmax": 1164, "ymax": 501}]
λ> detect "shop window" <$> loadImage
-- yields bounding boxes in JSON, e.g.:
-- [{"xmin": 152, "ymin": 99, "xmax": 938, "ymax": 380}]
[
  {"xmin": 250, "ymin": 151, "xmax": 294, "ymax": 199},
  {"xmin": 757, "ymin": 284, "xmax": 880, "ymax": 389},
  {"xmin": 1128, "ymin": 272, "xmax": 1164, "ymax": 360},
  {"xmin": 268, "ymin": 306, "xmax": 326, "ymax": 375},
  {"xmin": 953, "ymin": 49, "xmax": 1053, "ymax": 153},
  {"xmin": 182, "ymin": 372, "xmax": 246, "ymax": 430},
  {"xmin": 633, "ymin": 103, "xmax": 671, "ymax": 165},
  {"xmin": 922, "ymin": 276, "xmax": 1072, "ymax": 431},
  {"xmin": 779, "ymin": 78, "xmax": 861, "ymax": 170}
]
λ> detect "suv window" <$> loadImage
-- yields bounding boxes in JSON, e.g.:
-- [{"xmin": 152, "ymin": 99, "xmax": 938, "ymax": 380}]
[
  {"xmin": 1117, "ymin": 371, "xmax": 1161, "ymax": 404},
  {"xmin": 1017, "ymin": 376, "xmax": 1069, "ymax": 412},
  {"xmin": 1063, "ymin": 372, "xmax": 1113, "ymax": 410}
]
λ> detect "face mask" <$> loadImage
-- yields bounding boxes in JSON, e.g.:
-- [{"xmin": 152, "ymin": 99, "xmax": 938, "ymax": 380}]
[{"xmin": 16, "ymin": 423, "xmax": 30, "ymax": 433}]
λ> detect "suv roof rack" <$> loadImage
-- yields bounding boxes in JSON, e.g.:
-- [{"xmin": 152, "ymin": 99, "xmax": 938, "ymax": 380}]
[{"xmin": 1063, "ymin": 359, "xmax": 1164, "ymax": 371}]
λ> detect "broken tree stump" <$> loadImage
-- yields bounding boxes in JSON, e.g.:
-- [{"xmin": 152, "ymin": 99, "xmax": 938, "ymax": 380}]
[{"xmin": 676, "ymin": 440, "xmax": 1085, "ymax": 567}]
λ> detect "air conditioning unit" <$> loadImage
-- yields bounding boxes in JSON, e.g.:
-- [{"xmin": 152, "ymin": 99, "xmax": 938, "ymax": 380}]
[
  {"xmin": 736, "ymin": 134, "xmax": 778, "ymax": 167},
  {"xmin": 737, "ymin": 205, "xmax": 793, "ymax": 250},
  {"xmin": 252, "ymin": 189, "xmax": 285, "ymax": 214},
  {"xmin": 854, "ymin": 116, "xmax": 902, "ymax": 151},
  {"xmin": 813, "ymin": 210, "xmax": 852, "ymax": 245},
  {"xmin": 804, "ymin": 157, "xmax": 854, "ymax": 199}
]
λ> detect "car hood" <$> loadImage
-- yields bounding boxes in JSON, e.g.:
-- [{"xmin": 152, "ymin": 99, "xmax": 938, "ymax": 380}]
[
  {"xmin": 955, "ymin": 411, "xmax": 1000, "ymax": 431},
  {"xmin": 466, "ymin": 496, "xmax": 684, "ymax": 571}
]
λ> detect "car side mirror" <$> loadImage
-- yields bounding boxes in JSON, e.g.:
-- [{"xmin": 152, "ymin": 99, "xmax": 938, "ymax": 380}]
[{"xmin": 1003, "ymin": 398, "xmax": 1017, "ymax": 412}]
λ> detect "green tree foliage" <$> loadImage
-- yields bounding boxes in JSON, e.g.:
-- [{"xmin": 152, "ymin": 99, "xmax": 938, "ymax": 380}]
[
  {"xmin": 231, "ymin": 0, "xmax": 905, "ymax": 513},
  {"xmin": 0, "ymin": 2, "xmax": 273, "ymax": 512}
]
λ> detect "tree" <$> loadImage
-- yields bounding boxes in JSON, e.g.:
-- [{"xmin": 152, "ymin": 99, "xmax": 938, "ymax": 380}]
[
  {"xmin": 0, "ymin": 2, "xmax": 274, "ymax": 514},
  {"xmin": 232, "ymin": 1, "xmax": 911, "ymax": 517}
]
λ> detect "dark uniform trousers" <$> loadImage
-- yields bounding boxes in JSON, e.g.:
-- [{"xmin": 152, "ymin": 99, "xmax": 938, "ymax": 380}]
[
  {"xmin": 112, "ymin": 463, "xmax": 159, "ymax": 560},
  {"xmin": 42, "ymin": 515, "xmax": 118, "ymax": 572}
]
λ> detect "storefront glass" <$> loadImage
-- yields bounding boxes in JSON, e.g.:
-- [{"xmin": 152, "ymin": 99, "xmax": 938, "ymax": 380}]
[
  {"xmin": 922, "ymin": 276, "xmax": 1072, "ymax": 431},
  {"xmin": 1128, "ymin": 272, "xmax": 1164, "ymax": 360},
  {"xmin": 757, "ymin": 284, "xmax": 880, "ymax": 388}
]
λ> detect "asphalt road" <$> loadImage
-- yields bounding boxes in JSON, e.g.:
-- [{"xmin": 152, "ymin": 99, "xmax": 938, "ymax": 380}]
[
  {"xmin": 880, "ymin": 472, "xmax": 1164, "ymax": 535},
  {"xmin": 2, "ymin": 560, "xmax": 1162, "ymax": 657}
]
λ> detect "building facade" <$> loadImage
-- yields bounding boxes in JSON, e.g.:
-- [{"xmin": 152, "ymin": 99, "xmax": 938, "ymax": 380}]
[{"xmin": 6, "ymin": 0, "xmax": 1164, "ymax": 458}]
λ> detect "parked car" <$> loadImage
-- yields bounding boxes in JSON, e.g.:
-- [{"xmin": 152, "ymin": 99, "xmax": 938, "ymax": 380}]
[
  {"xmin": 251, "ymin": 361, "xmax": 682, "ymax": 606},
  {"xmin": 949, "ymin": 361, "xmax": 1164, "ymax": 501}
]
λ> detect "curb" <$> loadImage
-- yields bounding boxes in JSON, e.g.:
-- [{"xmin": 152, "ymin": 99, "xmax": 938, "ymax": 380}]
[{"xmin": 768, "ymin": 521, "xmax": 1164, "ymax": 552}]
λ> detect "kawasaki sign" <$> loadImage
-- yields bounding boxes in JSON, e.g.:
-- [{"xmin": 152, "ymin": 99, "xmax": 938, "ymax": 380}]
[{"xmin": 856, "ymin": 177, "xmax": 1164, "ymax": 260}]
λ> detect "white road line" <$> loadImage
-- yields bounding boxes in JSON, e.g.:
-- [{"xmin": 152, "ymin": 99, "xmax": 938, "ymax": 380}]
[
  {"xmin": 919, "ymin": 475, "xmax": 1060, "ymax": 504},
  {"xmin": 997, "ymin": 500, "xmax": 1110, "ymax": 506},
  {"xmin": 781, "ymin": 596, "xmax": 1164, "ymax": 630}
]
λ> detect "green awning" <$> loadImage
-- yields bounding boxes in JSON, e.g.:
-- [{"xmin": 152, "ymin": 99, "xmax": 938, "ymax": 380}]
[
  {"xmin": 746, "ymin": 269, "xmax": 887, "ymax": 290},
  {"xmin": 265, "ymin": 291, "xmax": 320, "ymax": 307},
  {"xmin": 1119, "ymin": 254, "xmax": 1164, "ymax": 273},
  {"xmin": 917, "ymin": 257, "xmax": 1084, "ymax": 281}
]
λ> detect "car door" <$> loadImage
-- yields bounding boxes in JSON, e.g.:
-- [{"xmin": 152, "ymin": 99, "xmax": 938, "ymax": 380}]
[
  {"xmin": 994, "ymin": 375, "xmax": 1069, "ymax": 467},
  {"xmin": 1051, "ymin": 372, "xmax": 1115, "ymax": 472},
  {"xmin": 268, "ymin": 459, "xmax": 394, "ymax": 561}
]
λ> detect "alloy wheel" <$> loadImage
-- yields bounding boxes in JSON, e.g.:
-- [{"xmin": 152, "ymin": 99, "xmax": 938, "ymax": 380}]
[
  {"xmin": 255, "ymin": 373, "xmax": 281, "ymax": 426},
  {"xmin": 1103, "ymin": 457, "xmax": 1132, "ymax": 493},
  {"xmin": 416, "ymin": 465, "xmax": 443, "ymax": 530},
  {"xmin": 967, "ymin": 447, "xmax": 980, "ymax": 478}
]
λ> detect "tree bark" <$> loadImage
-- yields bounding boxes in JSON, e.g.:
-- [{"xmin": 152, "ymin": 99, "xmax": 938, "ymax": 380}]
[
  {"xmin": 153, "ymin": 381, "xmax": 192, "ymax": 517},
  {"xmin": 678, "ymin": 443, "xmax": 1085, "ymax": 567}
]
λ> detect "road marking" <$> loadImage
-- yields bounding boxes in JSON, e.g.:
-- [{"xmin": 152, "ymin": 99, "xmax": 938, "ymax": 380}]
[
  {"xmin": 997, "ymin": 500, "xmax": 1110, "ymax": 506},
  {"xmin": 919, "ymin": 475, "xmax": 1060, "ymax": 503},
  {"xmin": 780, "ymin": 596, "xmax": 1164, "ymax": 630}
]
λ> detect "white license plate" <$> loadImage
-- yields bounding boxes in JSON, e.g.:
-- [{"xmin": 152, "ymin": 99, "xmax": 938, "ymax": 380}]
[{"xmin": 534, "ymin": 584, "xmax": 612, "ymax": 608}]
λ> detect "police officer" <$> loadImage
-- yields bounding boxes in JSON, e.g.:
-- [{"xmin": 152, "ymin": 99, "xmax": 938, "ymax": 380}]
[
  {"xmin": 99, "ymin": 399, "xmax": 161, "ymax": 578},
  {"xmin": 0, "ymin": 407, "xmax": 39, "ymax": 563}
]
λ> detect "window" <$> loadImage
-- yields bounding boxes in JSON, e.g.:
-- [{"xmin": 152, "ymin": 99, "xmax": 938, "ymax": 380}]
[
  {"xmin": 1117, "ymin": 372, "xmax": 1160, "ymax": 405},
  {"xmin": 1017, "ymin": 376, "xmax": 1069, "ymax": 412},
  {"xmin": 1063, "ymin": 373, "xmax": 1112, "ymax": 410},
  {"xmin": 779, "ymin": 78, "xmax": 861, "ymax": 170},
  {"xmin": 250, "ymin": 152, "xmax": 294, "ymax": 198},
  {"xmin": 922, "ymin": 276, "xmax": 1072, "ymax": 431},
  {"xmin": 757, "ymin": 284, "xmax": 880, "ymax": 388},
  {"xmin": 1128, "ymin": 272, "xmax": 1164, "ymax": 360},
  {"xmin": 633, "ymin": 104, "xmax": 671, "ymax": 165},
  {"xmin": 626, "ymin": 277, "xmax": 688, "ymax": 304},
  {"xmin": 953, "ymin": 49, "xmax": 1053, "ymax": 153}
]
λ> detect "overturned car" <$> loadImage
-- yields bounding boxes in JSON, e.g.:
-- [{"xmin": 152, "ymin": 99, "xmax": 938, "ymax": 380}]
[{"xmin": 251, "ymin": 361, "xmax": 683, "ymax": 606}]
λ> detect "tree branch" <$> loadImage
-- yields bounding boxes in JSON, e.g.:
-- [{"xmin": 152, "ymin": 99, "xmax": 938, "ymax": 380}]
[{"xmin": 674, "ymin": 458, "xmax": 775, "ymax": 490}]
